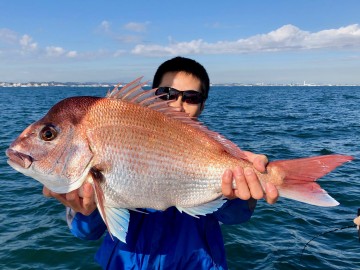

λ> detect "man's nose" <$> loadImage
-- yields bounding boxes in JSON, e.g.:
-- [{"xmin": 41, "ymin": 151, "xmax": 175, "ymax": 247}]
[{"xmin": 169, "ymin": 96, "xmax": 185, "ymax": 111}]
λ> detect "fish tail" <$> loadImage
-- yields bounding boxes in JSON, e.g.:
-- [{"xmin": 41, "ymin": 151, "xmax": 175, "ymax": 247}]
[{"xmin": 267, "ymin": 154, "xmax": 353, "ymax": 207}]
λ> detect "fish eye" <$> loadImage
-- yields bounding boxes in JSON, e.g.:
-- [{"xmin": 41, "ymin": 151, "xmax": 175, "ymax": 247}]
[{"xmin": 40, "ymin": 125, "xmax": 58, "ymax": 141}]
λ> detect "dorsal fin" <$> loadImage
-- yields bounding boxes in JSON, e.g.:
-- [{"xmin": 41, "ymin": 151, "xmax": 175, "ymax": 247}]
[{"xmin": 106, "ymin": 78, "xmax": 247, "ymax": 160}]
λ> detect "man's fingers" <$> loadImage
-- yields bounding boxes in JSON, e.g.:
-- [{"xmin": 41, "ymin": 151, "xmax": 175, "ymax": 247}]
[
  {"xmin": 82, "ymin": 183, "xmax": 96, "ymax": 215},
  {"xmin": 243, "ymin": 151, "xmax": 268, "ymax": 172},
  {"xmin": 243, "ymin": 167, "xmax": 264, "ymax": 200},
  {"xmin": 82, "ymin": 182, "xmax": 94, "ymax": 197},
  {"xmin": 222, "ymin": 169, "xmax": 236, "ymax": 199},
  {"xmin": 233, "ymin": 167, "xmax": 251, "ymax": 200},
  {"xmin": 42, "ymin": 182, "xmax": 97, "ymax": 216},
  {"xmin": 50, "ymin": 192, "xmax": 70, "ymax": 207},
  {"xmin": 252, "ymin": 155, "xmax": 268, "ymax": 173},
  {"xmin": 354, "ymin": 216, "xmax": 360, "ymax": 226},
  {"xmin": 264, "ymin": 182, "xmax": 279, "ymax": 204},
  {"xmin": 65, "ymin": 190, "xmax": 82, "ymax": 211},
  {"xmin": 42, "ymin": 186, "xmax": 51, "ymax": 197}
]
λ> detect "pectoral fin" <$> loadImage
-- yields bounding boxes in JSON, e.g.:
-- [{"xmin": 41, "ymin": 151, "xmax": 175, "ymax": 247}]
[{"xmin": 90, "ymin": 167, "xmax": 130, "ymax": 243}]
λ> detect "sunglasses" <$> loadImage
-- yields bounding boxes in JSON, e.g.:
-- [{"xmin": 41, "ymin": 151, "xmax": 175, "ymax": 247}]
[{"xmin": 155, "ymin": 87, "xmax": 205, "ymax": 104}]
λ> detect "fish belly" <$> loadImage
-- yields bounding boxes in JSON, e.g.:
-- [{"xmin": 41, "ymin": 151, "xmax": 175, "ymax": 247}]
[{"xmin": 99, "ymin": 149, "xmax": 231, "ymax": 210}]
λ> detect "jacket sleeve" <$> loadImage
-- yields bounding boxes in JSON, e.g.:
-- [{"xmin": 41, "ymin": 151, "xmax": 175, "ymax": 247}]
[
  {"xmin": 213, "ymin": 198, "xmax": 257, "ymax": 225},
  {"xmin": 67, "ymin": 207, "xmax": 107, "ymax": 240}
]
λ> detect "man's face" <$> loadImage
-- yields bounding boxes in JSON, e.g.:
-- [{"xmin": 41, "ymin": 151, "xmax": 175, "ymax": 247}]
[{"xmin": 158, "ymin": 71, "xmax": 205, "ymax": 118}]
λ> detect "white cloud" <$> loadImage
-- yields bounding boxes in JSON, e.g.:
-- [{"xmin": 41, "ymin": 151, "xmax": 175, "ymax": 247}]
[
  {"xmin": 96, "ymin": 20, "xmax": 149, "ymax": 34},
  {"xmin": 132, "ymin": 40, "xmax": 203, "ymax": 56},
  {"xmin": 94, "ymin": 20, "xmax": 148, "ymax": 45},
  {"xmin": 124, "ymin": 22, "xmax": 149, "ymax": 32},
  {"xmin": 0, "ymin": 31, "xmax": 38, "ymax": 55},
  {"xmin": 99, "ymin": 20, "xmax": 111, "ymax": 33},
  {"xmin": 45, "ymin": 47, "xmax": 79, "ymax": 58},
  {"xmin": 2, "ymin": 24, "xmax": 360, "ymax": 65},
  {"xmin": 131, "ymin": 24, "xmax": 360, "ymax": 56},
  {"xmin": 0, "ymin": 28, "xmax": 80, "ymax": 60},
  {"xmin": 66, "ymin": 51, "xmax": 78, "ymax": 58},
  {"xmin": 0, "ymin": 28, "xmax": 18, "ymax": 43},
  {"xmin": 19, "ymin": 34, "xmax": 38, "ymax": 51},
  {"xmin": 46, "ymin": 46, "xmax": 65, "ymax": 57}
]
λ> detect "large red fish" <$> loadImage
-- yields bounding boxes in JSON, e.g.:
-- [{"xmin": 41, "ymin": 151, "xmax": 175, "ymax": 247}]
[{"xmin": 6, "ymin": 78, "xmax": 353, "ymax": 242}]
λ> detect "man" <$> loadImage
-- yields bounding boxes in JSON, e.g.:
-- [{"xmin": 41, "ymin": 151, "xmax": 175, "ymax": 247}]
[{"xmin": 44, "ymin": 57, "xmax": 279, "ymax": 269}]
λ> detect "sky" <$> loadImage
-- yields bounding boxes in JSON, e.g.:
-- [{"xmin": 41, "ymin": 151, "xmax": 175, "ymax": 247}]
[{"xmin": 0, "ymin": 0, "xmax": 360, "ymax": 84}]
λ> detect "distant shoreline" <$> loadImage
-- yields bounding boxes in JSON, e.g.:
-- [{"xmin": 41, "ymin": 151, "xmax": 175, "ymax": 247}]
[{"xmin": 1, "ymin": 82, "xmax": 359, "ymax": 88}]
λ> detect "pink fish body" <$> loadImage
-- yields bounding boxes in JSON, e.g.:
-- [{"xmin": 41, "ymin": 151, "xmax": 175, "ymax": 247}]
[{"xmin": 6, "ymin": 78, "xmax": 353, "ymax": 242}]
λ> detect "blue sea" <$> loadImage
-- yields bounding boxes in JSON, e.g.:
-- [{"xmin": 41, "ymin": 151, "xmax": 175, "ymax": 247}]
[{"xmin": 0, "ymin": 85, "xmax": 359, "ymax": 270}]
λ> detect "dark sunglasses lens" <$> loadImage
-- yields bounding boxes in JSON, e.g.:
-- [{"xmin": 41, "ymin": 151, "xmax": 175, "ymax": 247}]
[
  {"xmin": 155, "ymin": 87, "xmax": 167, "ymax": 95},
  {"xmin": 183, "ymin": 91, "xmax": 204, "ymax": 104},
  {"xmin": 156, "ymin": 88, "xmax": 203, "ymax": 103},
  {"xmin": 155, "ymin": 87, "xmax": 174, "ymax": 100}
]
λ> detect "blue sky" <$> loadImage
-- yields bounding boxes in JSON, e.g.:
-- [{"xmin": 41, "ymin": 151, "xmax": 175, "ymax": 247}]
[{"xmin": 1, "ymin": 0, "xmax": 359, "ymax": 84}]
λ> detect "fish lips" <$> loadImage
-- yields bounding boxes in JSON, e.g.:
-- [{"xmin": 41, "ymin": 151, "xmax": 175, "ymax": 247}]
[{"xmin": 6, "ymin": 148, "xmax": 34, "ymax": 169}]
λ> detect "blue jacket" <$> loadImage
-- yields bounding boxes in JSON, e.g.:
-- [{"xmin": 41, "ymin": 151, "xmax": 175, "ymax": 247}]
[{"xmin": 70, "ymin": 199, "xmax": 255, "ymax": 270}]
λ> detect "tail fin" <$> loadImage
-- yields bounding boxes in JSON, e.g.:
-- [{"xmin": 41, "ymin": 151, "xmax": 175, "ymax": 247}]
[{"xmin": 268, "ymin": 155, "xmax": 353, "ymax": 207}]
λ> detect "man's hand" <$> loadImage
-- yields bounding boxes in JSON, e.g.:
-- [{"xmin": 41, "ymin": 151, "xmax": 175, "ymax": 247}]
[
  {"xmin": 221, "ymin": 151, "xmax": 279, "ymax": 204},
  {"xmin": 43, "ymin": 182, "xmax": 97, "ymax": 215},
  {"xmin": 354, "ymin": 216, "xmax": 360, "ymax": 228}
]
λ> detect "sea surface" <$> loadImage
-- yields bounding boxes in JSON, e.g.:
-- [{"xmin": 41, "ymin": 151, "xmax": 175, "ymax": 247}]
[{"xmin": 0, "ymin": 85, "xmax": 359, "ymax": 270}]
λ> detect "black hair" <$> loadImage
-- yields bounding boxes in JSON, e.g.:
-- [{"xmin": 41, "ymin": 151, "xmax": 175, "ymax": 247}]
[{"xmin": 152, "ymin": 56, "xmax": 210, "ymax": 100}]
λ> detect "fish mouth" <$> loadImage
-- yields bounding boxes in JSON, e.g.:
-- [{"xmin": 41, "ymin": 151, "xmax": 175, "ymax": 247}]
[{"xmin": 6, "ymin": 148, "xmax": 34, "ymax": 169}]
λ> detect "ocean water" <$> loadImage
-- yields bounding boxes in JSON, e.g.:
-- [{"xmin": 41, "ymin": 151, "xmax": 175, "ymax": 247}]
[{"xmin": 0, "ymin": 85, "xmax": 359, "ymax": 270}]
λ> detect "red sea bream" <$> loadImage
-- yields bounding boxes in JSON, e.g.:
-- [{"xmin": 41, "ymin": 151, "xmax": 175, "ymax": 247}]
[{"xmin": 6, "ymin": 78, "xmax": 353, "ymax": 242}]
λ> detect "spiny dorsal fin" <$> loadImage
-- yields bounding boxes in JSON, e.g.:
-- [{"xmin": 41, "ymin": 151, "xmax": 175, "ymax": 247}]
[
  {"xmin": 106, "ymin": 78, "xmax": 247, "ymax": 160},
  {"xmin": 107, "ymin": 77, "xmax": 144, "ymax": 99}
]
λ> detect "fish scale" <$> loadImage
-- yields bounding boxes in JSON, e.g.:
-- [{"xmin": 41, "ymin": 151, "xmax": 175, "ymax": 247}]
[{"xmin": 86, "ymin": 100, "xmax": 231, "ymax": 198}]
